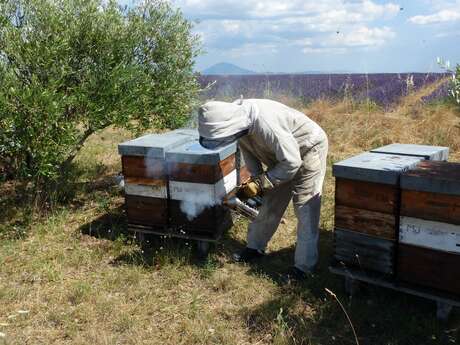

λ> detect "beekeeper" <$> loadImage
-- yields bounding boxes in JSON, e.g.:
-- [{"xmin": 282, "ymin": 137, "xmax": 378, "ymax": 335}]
[{"xmin": 198, "ymin": 98, "xmax": 328, "ymax": 280}]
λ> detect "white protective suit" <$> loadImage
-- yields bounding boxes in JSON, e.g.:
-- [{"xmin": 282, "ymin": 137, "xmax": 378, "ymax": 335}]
[{"xmin": 199, "ymin": 99, "xmax": 328, "ymax": 272}]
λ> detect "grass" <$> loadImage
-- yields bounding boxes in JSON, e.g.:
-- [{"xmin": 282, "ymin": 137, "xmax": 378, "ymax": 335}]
[{"xmin": 1, "ymin": 89, "xmax": 460, "ymax": 344}]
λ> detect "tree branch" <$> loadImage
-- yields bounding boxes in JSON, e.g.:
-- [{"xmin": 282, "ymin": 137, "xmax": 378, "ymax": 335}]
[{"xmin": 59, "ymin": 128, "xmax": 95, "ymax": 172}]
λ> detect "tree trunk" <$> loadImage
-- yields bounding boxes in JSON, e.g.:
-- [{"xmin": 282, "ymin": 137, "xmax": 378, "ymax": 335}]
[{"xmin": 59, "ymin": 128, "xmax": 95, "ymax": 173}]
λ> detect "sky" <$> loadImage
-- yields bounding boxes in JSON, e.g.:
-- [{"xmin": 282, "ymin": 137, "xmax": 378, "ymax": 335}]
[{"xmin": 123, "ymin": 0, "xmax": 460, "ymax": 73}]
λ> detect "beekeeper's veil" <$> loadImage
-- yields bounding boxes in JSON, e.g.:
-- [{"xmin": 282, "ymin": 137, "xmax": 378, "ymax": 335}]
[{"xmin": 198, "ymin": 100, "xmax": 252, "ymax": 149}]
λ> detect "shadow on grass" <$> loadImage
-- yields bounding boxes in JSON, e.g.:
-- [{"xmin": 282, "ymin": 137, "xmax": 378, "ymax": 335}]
[
  {"xmin": 79, "ymin": 205, "xmax": 128, "ymax": 241},
  {"xmin": 238, "ymin": 229, "xmax": 335, "ymax": 291},
  {"xmin": 78, "ymin": 207, "xmax": 238, "ymax": 269},
  {"xmin": 77, "ymin": 210, "xmax": 460, "ymax": 344},
  {"xmin": 242, "ymin": 280, "xmax": 460, "ymax": 345},
  {"xmin": 233, "ymin": 229, "xmax": 460, "ymax": 345},
  {"xmin": 52, "ymin": 172, "xmax": 121, "ymax": 211},
  {"xmin": 0, "ymin": 168, "xmax": 121, "ymax": 241},
  {"xmin": 0, "ymin": 181, "xmax": 37, "ymax": 240}
]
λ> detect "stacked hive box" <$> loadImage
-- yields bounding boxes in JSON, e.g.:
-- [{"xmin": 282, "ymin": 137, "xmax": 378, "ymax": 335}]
[
  {"xmin": 165, "ymin": 140, "xmax": 237, "ymax": 239},
  {"xmin": 119, "ymin": 130, "xmax": 250, "ymax": 240},
  {"xmin": 398, "ymin": 161, "xmax": 460, "ymax": 295},
  {"xmin": 333, "ymin": 152, "xmax": 423, "ymax": 275},
  {"xmin": 119, "ymin": 129, "xmax": 197, "ymax": 228}
]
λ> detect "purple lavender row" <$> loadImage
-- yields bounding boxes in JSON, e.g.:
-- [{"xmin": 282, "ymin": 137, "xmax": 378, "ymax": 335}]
[
  {"xmin": 421, "ymin": 80, "xmax": 451, "ymax": 103},
  {"xmin": 198, "ymin": 73, "xmax": 448, "ymax": 107}
]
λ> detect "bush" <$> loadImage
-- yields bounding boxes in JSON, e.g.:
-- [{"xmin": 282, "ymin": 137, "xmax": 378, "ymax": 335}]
[{"xmin": 0, "ymin": 0, "xmax": 200, "ymax": 186}]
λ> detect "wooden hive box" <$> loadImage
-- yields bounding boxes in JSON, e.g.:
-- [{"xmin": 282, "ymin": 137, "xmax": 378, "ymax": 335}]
[
  {"xmin": 398, "ymin": 161, "xmax": 460, "ymax": 295},
  {"xmin": 118, "ymin": 129, "xmax": 197, "ymax": 228},
  {"xmin": 119, "ymin": 129, "xmax": 250, "ymax": 240},
  {"xmin": 237, "ymin": 150, "xmax": 251, "ymax": 184},
  {"xmin": 370, "ymin": 143, "xmax": 449, "ymax": 161},
  {"xmin": 165, "ymin": 140, "xmax": 238, "ymax": 239},
  {"xmin": 332, "ymin": 152, "xmax": 423, "ymax": 274}
]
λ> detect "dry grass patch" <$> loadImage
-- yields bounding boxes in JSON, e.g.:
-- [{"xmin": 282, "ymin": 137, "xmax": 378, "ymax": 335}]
[{"xmin": 1, "ymin": 91, "xmax": 460, "ymax": 344}]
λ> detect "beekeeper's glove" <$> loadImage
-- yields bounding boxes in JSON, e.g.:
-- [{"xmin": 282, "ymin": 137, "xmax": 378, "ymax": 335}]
[{"xmin": 240, "ymin": 173, "xmax": 274, "ymax": 198}]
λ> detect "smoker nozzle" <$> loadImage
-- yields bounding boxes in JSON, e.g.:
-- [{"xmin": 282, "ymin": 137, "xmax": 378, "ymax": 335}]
[{"xmin": 224, "ymin": 196, "xmax": 259, "ymax": 221}]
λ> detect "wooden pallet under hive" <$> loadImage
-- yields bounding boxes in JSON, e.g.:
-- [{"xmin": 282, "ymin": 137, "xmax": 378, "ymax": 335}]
[{"xmin": 398, "ymin": 161, "xmax": 460, "ymax": 295}]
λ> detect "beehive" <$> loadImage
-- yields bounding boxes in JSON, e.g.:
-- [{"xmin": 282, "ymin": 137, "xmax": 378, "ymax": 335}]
[
  {"xmin": 370, "ymin": 143, "xmax": 449, "ymax": 161},
  {"xmin": 333, "ymin": 152, "xmax": 423, "ymax": 274},
  {"xmin": 118, "ymin": 130, "xmax": 249, "ymax": 240},
  {"xmin": 165, "ymin": 140, "xmax": 237, "ymax": 238},
  {"xmin": 118, "ymin": 129, "xmax": 197, "ymax": 227},
  {"xmin": 398, "ymin": 161, "xmax": 460, "ymax": 295}
]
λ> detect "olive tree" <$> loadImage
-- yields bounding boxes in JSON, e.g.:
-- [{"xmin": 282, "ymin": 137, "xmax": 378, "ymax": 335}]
[
  {"xmin": 451, "ymin": 64, "xmax": 460, "ymax": 107},
  {"xmin": 0, "ymin": 0, "xmax": 200, "ymax": 185}
]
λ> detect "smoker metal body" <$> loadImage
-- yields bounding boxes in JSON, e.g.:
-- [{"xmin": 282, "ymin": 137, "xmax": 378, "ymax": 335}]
[{"xmin": 118, "ymin": 130, "xmax": 249, "ymax": 245}]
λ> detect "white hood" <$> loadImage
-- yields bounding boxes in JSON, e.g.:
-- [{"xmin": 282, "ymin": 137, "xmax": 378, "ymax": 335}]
[{"xmin": 198, "ymin": 100, "xmax": 255, "ymax": 139}]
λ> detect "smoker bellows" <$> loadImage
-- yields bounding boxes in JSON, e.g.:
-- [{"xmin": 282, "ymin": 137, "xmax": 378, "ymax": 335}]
[{"xmin": 118, "ymin": 129, "xmax": 250, "ymax": 241}]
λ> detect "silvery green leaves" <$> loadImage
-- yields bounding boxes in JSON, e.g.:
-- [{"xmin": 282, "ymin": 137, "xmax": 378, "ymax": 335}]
[
  {"xmin": 450, "ymin": 65, "xmax": 460, "ymax": 105},
  {"xmin": 436, "ymin": 57, "xmax": 459, "ymax": 107},
  {"xmin": 0, "ymin": 0, "xmax": 200, "ymax": 187}
]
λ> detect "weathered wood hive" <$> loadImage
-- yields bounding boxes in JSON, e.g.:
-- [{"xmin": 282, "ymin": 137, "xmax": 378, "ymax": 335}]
[
  {"xmin": 118, "ymin": 129, "xmax": 249, "ymax": 241},
  {"xmin": 333, "ymin": 152, "xmax": 423, "ymax": 275},
  {"xmin": 332, "ymin": 144, "xmax": 449, "ymax": 276},
  {"xmin": 119, "ymin": 129, "xmax": 197, "ymax": 228},
  {"xmin": 165, "ymin": 139, "xmax": 237, "ymax": 238},
  {"xmin": 399, "ymin": 161, "xmax": 460, "ymax": 295}
]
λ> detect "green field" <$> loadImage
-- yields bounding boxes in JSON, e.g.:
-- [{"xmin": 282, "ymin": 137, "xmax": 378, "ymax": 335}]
[{"xmin": 1, "ymin": 88, "xmax": 460, "ymax": 344}]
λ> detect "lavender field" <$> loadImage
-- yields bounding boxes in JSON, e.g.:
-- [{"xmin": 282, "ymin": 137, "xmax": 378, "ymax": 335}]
[{"xmin": 199, "ymin": 73, "xmax": 450, "ymax": 107}]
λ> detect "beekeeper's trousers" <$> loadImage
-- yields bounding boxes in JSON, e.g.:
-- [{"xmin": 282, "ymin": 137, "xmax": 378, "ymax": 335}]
[{"xmin": 246, "ymin": 138, "xmax": 328, "ymax": 273}]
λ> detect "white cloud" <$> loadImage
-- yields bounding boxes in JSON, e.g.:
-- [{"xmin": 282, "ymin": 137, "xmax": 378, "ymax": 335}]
[
  {"xmin": 224, "ymin": 43, "xmax": 279, "ymax": 57},
  {"xmin": 423, "ymin": 0, "xmax": 460, "ymax": 12},
  {"xmin": 172, "ymin": 0, "xmax": 400, "ymax": 56},
  {"xmin": 175, "ymin": 0, "xmax": 399, "ymax": 20},
  {"xmin": 221, "ymin": 20, "xmax": 241, "ymax": 34},
  {"xmin": 338, "ymin": 26, "xmax": 396, "ymax": 47},
  {"xmin": 435, "ymin": 30, "xmax": 460, "ymax": 37},
  {"xmin": 302, "ymin": 47, "xmax": 347, "ymax": 54},
  {"xmin": 409, "ymin": 9, "xmax": 460, "ymax": 24},
  {"xmin": 300, "ymin": 26, "xmax": 395, "ymax": 55}
]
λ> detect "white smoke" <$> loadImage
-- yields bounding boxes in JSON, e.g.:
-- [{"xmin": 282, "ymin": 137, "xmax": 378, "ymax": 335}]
[
  {"xmin": 145, "ymin": 148, "xmax": 165, "ymax": 178},
  {"xmin": 185, "ymin": 109, "xmax": 199, "ymax": 129},
  {"xmin": 179, "ymin": 192, "xmax": 222, "ymax": 221},
  {"xmin": 137, "ymin": 127, "xmax": 232, "ymax": 221}
]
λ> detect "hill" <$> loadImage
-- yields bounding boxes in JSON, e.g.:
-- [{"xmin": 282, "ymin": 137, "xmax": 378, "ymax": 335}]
[{"xmin": 201, "ymin": 62, "xmax": 256, "ymax": 75}]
